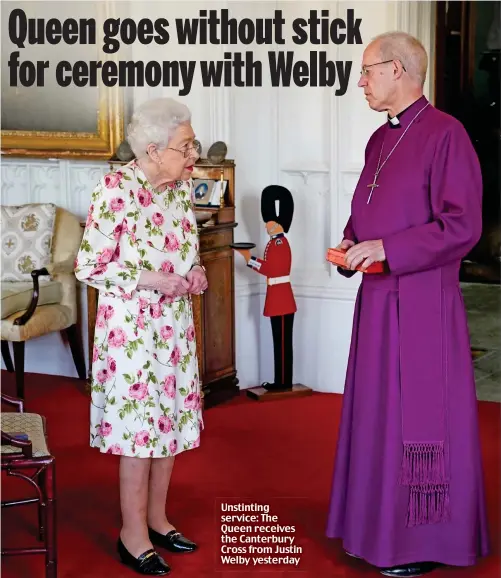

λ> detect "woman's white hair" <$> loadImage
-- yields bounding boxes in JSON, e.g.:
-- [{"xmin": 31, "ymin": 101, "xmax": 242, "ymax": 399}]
[
  {"xmin": 372, "ymin": 31, "xmax": 428, "ymax": 87},
  {"xmin": 127, "ymin": 97, "xmax": 192, "ymax": 158}
]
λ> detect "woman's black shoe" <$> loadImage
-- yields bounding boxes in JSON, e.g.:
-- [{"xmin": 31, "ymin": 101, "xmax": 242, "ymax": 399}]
[
  {"xmin": 148, "ymin": 527, "xmax": 198, "ymax": 553},
  {"xmin": 117, "ymin": 537, "xmax": 171, "ymax": 575}
]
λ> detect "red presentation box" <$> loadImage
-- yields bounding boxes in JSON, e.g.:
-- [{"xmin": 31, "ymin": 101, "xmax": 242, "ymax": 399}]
[{"xmin": 326, "ymin": 247, "xmax": 385, "ymax": 274}]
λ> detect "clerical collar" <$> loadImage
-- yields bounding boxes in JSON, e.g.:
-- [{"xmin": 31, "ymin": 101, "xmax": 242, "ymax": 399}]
[
  {"xmin": 387, "ymin": 107, "xmax": 410, "ymax": 128},
  {"xmin": 271, "ymin": 232, "xmax": 284, "ymax": 239},
  {"xmin": 387, "ymin": 96, "xmax": 428, "ymax": 129}
]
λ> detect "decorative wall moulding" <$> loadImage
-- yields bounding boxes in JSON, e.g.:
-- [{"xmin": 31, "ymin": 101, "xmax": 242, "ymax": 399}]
[
  {"xmin": 235, "ymin": 282, "xmax": 261, "ymax": 299},
  {"xmin": 339, "ymin": 165, "xmax": 364, "ymax": 175},
  {"xmin": 289, "ymin": 269, "xmax": 360, "ymax": 302},
  {"xmin": 240, "ymin": 267, "xmax": 360, "ymax": 302},
  {"xmin": 280, "ymin": 166, "xmax": 329, "ymax": 185},
  {"xmin": 1, "ymin": 158, "xmax": 109, "ymax": 219},
  {"xmin": 209, "ymin": 86, "xmax": 232, "ymax": 147},
  {"xmin": 298, "ymin": 285, "xmax": 359, "ymax": 302},
  {"xmin": 395, "ymin": 1, "xmax": 434, "ymax": 101},
  {"xmin": 254, "ymin": 282, "xmax": 358, "ymax": 302}
]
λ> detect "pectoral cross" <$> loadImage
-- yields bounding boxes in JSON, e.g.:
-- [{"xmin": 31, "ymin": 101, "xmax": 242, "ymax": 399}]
[{"xmin": 367, "ymin": 181, "xmax": 379, "ymax": 204}]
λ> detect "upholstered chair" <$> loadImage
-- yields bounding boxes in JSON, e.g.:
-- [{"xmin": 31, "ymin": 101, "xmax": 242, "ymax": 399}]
[
  {"xmin": 1, "ymin": 204, "xmax": 86, "ymax": 398},
  {"xmin": 1, "ymin": 391, "xmax": 57, "ymax": 578}
]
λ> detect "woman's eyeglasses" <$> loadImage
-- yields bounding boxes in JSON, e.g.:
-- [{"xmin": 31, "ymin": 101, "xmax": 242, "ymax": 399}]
[{"xmin": 167, "ymin": 146, "xmax": 198, "ymax": 158}]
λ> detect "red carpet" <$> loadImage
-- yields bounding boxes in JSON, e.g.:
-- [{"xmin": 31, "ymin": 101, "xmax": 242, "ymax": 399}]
[{"xmin": 1, "ymin": 372, "xmax": 500, "ymax": 578}]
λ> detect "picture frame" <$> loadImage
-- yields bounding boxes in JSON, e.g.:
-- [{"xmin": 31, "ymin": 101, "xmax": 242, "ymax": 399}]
[
  {"xmin": 0, "ymin": 1, "xmax": 125, "ymax": 160},
  {"xmin": 193, "ymin": 179, "xmax": 216, "ymax": 206},
  {"xmin": 193, "ymin": 178, "xmax": 228, "ymax": 207}
]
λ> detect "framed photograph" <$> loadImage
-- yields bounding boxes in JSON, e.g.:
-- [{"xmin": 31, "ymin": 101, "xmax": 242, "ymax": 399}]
[
  {"xmin": 193, "ymin": 179, "xmax": 215, "ymax": 205},
  {"xmin": 193, "ymin": 179, "xmax": 216, "ymax": 206},
  {"xmin": 193, "ymin": 178, "xmax": 229, "ymax": 207},
  {"xmin": 0, "ymin": 1, "xmax": 125, "ymax": 160}
]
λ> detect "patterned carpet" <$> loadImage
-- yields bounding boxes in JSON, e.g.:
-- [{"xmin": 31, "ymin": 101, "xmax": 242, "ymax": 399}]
[{"xmin": 462, "ymin": 283, "xmax": 501, "ymax": 402}]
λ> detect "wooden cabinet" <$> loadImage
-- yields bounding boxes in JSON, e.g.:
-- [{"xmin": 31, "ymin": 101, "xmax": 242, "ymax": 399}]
[
  {"xmin": 190, "ymin": 222, "xmax": 238, "ymax": 406},
  {"xmin": 85, "ymin": 159, "xmax": 239, "ymax": 408}
]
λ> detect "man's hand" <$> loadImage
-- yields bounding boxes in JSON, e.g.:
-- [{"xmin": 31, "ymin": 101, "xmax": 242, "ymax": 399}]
[
  {"xmin": 345, "ymin": 240, "xmax": 385, "ymax": 271},
  {"xmin": 235, "ymin": 249, "xmax": 251, "ymax": 263},
  {"xmin": 186, "ymin": 265, "xmax": 208, "ymax": 295},
  {"xmin": 334, "ymin": 239, "xmax": 355, "ymax": 269},
  {"xmin": 336, "ymin": 239, "xmax": 355, "ymax": 251}
]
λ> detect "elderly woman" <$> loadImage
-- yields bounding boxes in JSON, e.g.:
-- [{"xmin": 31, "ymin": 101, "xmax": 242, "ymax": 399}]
[{"xmin": 74, "ymin": 97, "xmax": 207, "ymax": 576}]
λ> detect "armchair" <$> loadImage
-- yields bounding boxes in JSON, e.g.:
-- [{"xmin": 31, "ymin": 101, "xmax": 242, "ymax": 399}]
[
  {"xmin": 1, "ymin": 205, "xmax": 87, "ymax": 398},
  {"xmin": 1, "ymin": 391, "xmax": 57, "ymax": 578}
]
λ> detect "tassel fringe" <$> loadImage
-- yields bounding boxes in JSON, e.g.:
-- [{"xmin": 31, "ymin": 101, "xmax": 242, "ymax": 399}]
[
  {"xmin": 399, "ymin": 442, "xmax": 446, "ymax": 485},
  {"xmin": 400, "ymin": 442, "xmax": 449, "ymax": 527},
  {"xmin": 406, "ymin": 483, "xmax": 450, "ymax": 527}
]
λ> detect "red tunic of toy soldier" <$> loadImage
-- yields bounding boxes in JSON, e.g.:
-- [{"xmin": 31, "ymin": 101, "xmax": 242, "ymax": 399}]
[
  {"xmin": 248, "ymin": 233, "xmax": 296, "ymax": 317},
  {"xmin": 236, "ymin": 185, "xmax": 297, "ymax": 391}
]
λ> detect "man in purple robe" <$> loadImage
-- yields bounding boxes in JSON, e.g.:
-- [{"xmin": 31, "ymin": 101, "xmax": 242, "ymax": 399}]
[{"xmin": 326, "ymin": 31, "xmax": 490, "ymax": 577}]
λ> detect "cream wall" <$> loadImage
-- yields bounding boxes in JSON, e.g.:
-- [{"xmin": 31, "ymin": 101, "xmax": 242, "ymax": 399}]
[{"xmin": 1, "ymin": 1, "xmax": 434, "ymax": 392}]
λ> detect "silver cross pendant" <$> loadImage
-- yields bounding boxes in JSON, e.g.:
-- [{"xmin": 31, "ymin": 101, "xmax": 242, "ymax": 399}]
[{"xmin": 367, "ymin": 182, "xmax": 379, "ymax": 204}]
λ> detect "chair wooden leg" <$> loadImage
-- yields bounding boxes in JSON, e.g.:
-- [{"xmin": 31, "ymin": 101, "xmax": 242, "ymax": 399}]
[
  {"xmin": 1, "ymin": 341, "xmax": 14, "ymax": 372},
  {"xmin": 12, "ymin": 342, "xmax": 25, "ymax": 399},
  {"xmin": 63, "ymin": 324, "xmax": 86, "ymax": 380},
  {"xmin": 39, "ymin": 467, "xmax": 46, "ymax": 541},
  {"xmin": 43, "ymin": 461, "xmax": 57, "ymax": 578}
]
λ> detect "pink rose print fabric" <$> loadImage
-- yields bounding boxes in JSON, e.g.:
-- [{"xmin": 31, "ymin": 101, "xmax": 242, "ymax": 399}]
[{"xmin": 74, "ymin": 160, "xmax": 203, "ymax": 458}]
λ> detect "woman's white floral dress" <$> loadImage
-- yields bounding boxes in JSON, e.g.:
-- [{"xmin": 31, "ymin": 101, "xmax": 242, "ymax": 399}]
[{"xmin": 75, "ymin": 160, "xmax": 203, "ymax": 458}]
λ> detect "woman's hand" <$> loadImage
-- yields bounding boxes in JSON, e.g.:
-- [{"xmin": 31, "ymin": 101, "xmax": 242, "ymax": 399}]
[
  {"xmin": 186, "ymin": 265, "xmax": 208, "ymax": 295},
  {"xmin": 138, "ymin": 270, "xmax": 190, "ymax": 297},
  {"xmin": 345, "ymin": 240, "xmax": 385, "ymax": 271}
]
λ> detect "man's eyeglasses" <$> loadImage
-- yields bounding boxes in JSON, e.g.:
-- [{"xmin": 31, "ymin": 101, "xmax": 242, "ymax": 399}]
[
  {"xmin": 167, "ymin": 146, "xmax": 198, "ymax": 158},
  {"xmin": 360, "ymin": 59, "xmax": 406, "ymax": 76}
]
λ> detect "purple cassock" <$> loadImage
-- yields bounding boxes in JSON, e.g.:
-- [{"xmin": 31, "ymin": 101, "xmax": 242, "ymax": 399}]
[{"xmin": 326, "ymin": 95, "xmax": 490, "ymax": 568}]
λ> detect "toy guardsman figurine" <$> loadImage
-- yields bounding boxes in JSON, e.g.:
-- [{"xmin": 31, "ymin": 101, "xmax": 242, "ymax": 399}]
[{"xmin": 234, "ymin": 185, "xmax": 297, "ymax": 391}]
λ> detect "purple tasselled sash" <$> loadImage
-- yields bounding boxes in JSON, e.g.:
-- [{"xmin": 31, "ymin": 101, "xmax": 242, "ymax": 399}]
[{"xmin": 398, "ymin": 267, "xmax": 451, "ymax": 527}]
